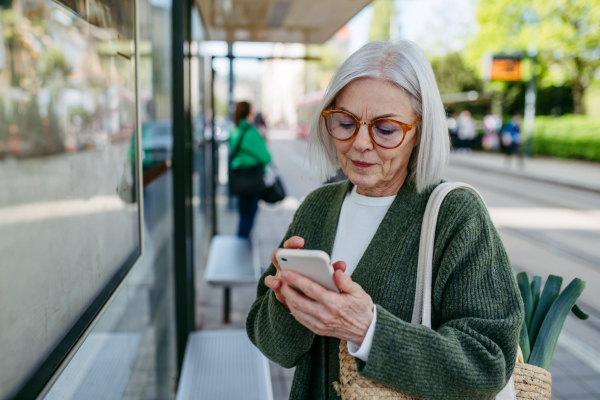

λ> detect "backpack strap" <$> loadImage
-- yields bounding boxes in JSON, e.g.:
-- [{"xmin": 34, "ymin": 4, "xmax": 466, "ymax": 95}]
[{"xmin": 230, "ymin": 124, "xmax": 250, "ymax": 165}]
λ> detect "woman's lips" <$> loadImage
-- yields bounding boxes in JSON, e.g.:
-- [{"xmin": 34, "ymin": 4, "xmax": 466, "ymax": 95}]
[{"xmin": 351, "ymin": 160, "xmax": 376, "ymax": 169}]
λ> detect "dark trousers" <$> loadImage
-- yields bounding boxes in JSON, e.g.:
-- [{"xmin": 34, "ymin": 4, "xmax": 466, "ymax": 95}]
[{"xmin": 237, "ymin": 195, "xmax": 260, "ymax": 238}]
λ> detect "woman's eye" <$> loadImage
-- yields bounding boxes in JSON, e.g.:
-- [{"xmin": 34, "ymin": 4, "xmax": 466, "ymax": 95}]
[
  {"xmin": 340, "ymin": 123, "xmax": 355, "ymax": 129},
  {"xmin": 375, "ymin": 127, "xmax": 395, "ymax": 135},
  {"xmin": 374, "ymin": 122, "xmax": 401, "ymax": 136}
]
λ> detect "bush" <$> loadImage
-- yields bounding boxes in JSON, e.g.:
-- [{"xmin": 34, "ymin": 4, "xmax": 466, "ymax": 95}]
[{"xmin": 533, "ymin": 115, "xmax": 600, "ymax": 162}]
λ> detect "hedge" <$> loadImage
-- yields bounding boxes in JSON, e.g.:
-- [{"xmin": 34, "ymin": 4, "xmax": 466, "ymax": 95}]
[{"xmin": 533, "ymin": 115, "xmax": 600, "ymax": 162}]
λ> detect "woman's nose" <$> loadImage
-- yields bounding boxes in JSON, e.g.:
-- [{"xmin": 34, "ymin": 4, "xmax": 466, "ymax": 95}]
[{"xmin": 352, "ymin": 125, "xmax": 374, "ymax": 152}]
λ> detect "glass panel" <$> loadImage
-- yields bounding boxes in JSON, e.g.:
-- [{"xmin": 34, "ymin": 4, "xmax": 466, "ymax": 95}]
[
  {"xmin": 0, "ymin": 0, "xmax": 139, "ymax": 397},
  {"xmin": 44, "ymin": 171, "xmax": 177, "ymax": 400},
  {"xmin": 41, "ymin": 0, "xmax": 194, "ymax": 397}
]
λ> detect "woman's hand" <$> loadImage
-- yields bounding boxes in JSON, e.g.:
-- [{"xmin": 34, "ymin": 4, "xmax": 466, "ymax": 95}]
[
  {"xmin": 280, "ymin": 265, "xmax": 374, "ymax": 345},
  {"xmin": 264, "ymin": 236, "xmax": 305, "ymax": 311}
]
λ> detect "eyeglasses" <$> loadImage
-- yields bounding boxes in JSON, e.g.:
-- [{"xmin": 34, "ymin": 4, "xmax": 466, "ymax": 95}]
[{"xmin": 321, "ymin": 110, "xmax": 421, "ymax": 149}]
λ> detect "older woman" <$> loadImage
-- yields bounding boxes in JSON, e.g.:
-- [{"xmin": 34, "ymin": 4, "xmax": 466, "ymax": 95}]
[{"xmin": 246, "ymin": 40, "xmax": 523, "ymax": 400}]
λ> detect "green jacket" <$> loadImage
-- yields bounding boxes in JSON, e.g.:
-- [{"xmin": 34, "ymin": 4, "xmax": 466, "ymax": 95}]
[
  {"xmin": 229, "ymin": 120, "xmax": 271, "ymax": 169},
  {"xmin": 246, "ymin": 180, "xmax": 523, "ymax": 400}
]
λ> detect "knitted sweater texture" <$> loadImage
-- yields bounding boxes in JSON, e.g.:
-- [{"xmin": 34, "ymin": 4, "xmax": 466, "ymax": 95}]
[{"xmin": 246, "ymin": 180, "xmax": 523, "ymax": 400}]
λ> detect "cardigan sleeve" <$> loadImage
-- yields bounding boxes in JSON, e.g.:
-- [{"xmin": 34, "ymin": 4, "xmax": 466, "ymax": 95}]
[
  {"xmin": 356, "ymin": 198, "xmax": 524, "ymax": 400},
  {"xmin": 246, "ymin": 221, "xmax": 316, "ymax": 368}
]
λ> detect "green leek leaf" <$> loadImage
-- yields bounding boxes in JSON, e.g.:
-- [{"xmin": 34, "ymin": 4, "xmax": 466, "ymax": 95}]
[
  {"xmin": 517, "ymin": 272, "xmax": 533, "ymax": 329},
  {"xmin": 572, "ymin": 304, "xmax": 590, "ymax": 320},
  {"xmin": 519, "ymin": 318, "xmax": 531, "ymax": 364},
  {"xmin": 529, "ymin": 275, "xmax": 562, "ymax": 348},
  {"xmin": 529, "ymin": 278, "xmax": 586, "ymax": 370},
  {"xmin": 530, "ymin": 276, "xmax": 542, "ymax": 316}
]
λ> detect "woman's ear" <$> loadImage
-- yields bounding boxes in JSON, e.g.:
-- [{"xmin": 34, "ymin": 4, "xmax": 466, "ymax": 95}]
[{"xmin": 413, "ymin": 127, "xmax": 421, "ymax": 147}]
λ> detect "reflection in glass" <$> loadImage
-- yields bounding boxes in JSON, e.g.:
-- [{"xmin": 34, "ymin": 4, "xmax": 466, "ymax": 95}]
[{"xmin": 0, "ymin": 0, "xmax": 139, "ymax": 397}]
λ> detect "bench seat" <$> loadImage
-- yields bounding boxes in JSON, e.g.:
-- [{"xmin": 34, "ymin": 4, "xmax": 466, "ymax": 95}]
[
  {"xmin": 176, "ymin": 330, "xmax": 273, "ymax": 400},
  {"xmin": 203, "ymin": 235, "xmax": 261, "ymax": 323}
]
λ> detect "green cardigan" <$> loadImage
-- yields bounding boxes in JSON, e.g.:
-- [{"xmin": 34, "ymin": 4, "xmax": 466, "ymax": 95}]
[
  {"xmin": 229, "ymin": 120, "xmax": 271, "ymax": 169},
  {"xmin": 246, "ymin": 180, "xmax": 523, "ymax": 400}
]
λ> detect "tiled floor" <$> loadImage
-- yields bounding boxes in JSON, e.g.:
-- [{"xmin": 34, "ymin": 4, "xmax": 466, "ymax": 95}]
[{"xmin": 550, "ymin": 346, "xmax": 600, "ymax": 399}]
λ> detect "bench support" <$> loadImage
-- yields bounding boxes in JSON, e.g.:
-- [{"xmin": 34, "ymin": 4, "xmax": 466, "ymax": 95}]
[{"xmin": 223, "ymin": 287, "xmax": 231, "ymax": 324}]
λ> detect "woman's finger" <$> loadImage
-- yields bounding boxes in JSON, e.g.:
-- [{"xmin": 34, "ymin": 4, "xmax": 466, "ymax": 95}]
[
  {"xmin": 280, "ymin": 281, "xmax": 325, "ymax": 316},
  {"xmin": 281, "ymin": 270, "xmax": 334, "ymax": 304},
  {"xmin": 265, "ymin": 275, "xmax": 281, "ymax": 289},
  {"xmin": 271, "ymin": 249, "xmax": 282, "ymax": 272},
  {"xmin": 332, "ymin": 261, "xmax": 346, "ymax": 273},
  {"xmin": 333, "ymin": 269, "xmax": 360, "ymax": 295},
  {"xmin": 283, "ymin": 236, "xmax": 305, "ymax": 249}
]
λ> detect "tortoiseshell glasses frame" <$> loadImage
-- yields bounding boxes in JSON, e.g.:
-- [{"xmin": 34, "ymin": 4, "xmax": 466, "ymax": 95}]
[{"xmin": 321, "ymin": 110, "xmax": 421, "ymax": 149}]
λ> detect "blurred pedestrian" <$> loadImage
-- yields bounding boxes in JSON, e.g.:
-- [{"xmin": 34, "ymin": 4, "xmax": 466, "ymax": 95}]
[
  {"xmin": 502, "ymin": 114, "xmax": 523, "ymax": 166},
  {"xmin": 482, "ymin": 114, "xmax": 501, "ymax": 151},
  {"xmin": 247, "ymin": 40, "xmax": 521, "ymax": 400},
  {"xmin": 447, "ymin": 113, "xmax": 459, "ymax": 148},
  {"xmin": 254, "ymin": 112, "xmax": 268, "ymax": 139},
  {"xmin": 456, "ymin": 110, "xmax": 476, "ymax": 153},
  {"xmin": 229, "ymin": 101, "xmax": 271, "ymax": 238}
]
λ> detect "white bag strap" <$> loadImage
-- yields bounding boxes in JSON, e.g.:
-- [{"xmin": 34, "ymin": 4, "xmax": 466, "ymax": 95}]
[
  {"xmin": 411, "ymin": 182, "xmax": 488, "ymax": 328},
  {"xmin": 410, "ymin": 182, "xmax": 515, "ymax": 400}
]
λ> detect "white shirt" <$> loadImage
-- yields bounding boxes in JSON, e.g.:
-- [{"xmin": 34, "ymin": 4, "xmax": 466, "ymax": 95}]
[{"xmin": 330, "ymin": 186, "xmax": 396, "ymax": 362}]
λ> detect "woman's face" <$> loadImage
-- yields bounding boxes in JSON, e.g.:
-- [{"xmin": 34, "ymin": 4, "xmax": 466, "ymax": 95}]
[{"xmin": 333, "ymin": 78, "xmax": 420, "ymax": 197}]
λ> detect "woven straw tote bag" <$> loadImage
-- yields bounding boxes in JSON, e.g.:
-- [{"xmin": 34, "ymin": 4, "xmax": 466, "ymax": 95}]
[{"xmin": 336, "ymin": 182, "xmax": 552, "ymax": 400}]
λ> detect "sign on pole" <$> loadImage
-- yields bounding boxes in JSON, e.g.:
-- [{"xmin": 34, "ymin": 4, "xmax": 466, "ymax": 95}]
[{"xmin": 482, "ymin": 54, "xmax": 522, "ymax": 82}]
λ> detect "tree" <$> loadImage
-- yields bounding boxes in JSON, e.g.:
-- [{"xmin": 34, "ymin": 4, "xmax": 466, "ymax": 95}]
[
  {"xmin": 369, "ymin": 0, "xmax": 396, "ymax": 42},
  {"xmin": 466, "ymin": 0, "xmax": 600, "ymax": 114},
  {"xmin": 430, "ymin": 52, "xmax": 483, "ymax": 95}
]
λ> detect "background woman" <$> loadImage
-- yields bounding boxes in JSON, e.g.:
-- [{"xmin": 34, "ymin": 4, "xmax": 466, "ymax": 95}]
[
  {"xmin": 246, "ymin": 40, "xmax": 522, "ymax": 400},
  {"xmin": 229, "ymin": 101, "xmax": 271, "ymax": 238}
]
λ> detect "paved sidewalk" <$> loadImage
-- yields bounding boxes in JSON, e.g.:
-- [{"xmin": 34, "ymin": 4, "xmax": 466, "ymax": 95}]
[{"xmin": 450, "ymin": 151, "xmax": 600, "ymax": 193}]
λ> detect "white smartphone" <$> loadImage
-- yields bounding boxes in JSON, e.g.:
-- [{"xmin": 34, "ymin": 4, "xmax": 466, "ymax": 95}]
[{"xmin": 276, "ymin": 249, "xmax": 339, "ymax": 292}]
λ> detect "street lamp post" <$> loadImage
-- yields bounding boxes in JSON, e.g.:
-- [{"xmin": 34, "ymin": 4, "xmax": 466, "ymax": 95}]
[{"xmin": 523, "ymin": 46, "xmax": 537, "ymax": 158}]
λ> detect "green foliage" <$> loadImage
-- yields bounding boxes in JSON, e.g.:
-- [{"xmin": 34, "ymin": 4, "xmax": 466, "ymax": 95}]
[
  {"xmin": 430, "ymin": 53, "xmax": 483, "ymax": 95},
  {"xmin": 369, "ymin": 0, "xmax": 395, "ymax": 41},
  {"xmin": 528, "ymin": 278, "xmax": 586, "ymax": 370},
  {"xmin": 308, "ymin": 42, "xmax": 346, "ymax": 91},
  {"xmin": 533, "ymin": 115, "xmax": 600, "ymax": 161},
  {"xmin": 517, "ymin": 273, "xmax": 586, "ymax": 371},
  {"xmin": 466, "ymin": 0, "xmax": 600, "ymax": 114},
  {"xmin": 41, "ymin": 47, "xmax": 70, "ymax": 78}
]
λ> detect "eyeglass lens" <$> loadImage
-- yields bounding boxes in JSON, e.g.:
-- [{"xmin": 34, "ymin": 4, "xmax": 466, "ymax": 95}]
[{"xmin": 326, "ymin": 112, "xmax": 405, "ymax": 148}]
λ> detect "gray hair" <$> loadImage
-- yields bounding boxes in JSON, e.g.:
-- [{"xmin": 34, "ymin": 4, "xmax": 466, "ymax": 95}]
[{"xmin": 307, "ymin": 40, "xmax": 449, "ymax": 193}]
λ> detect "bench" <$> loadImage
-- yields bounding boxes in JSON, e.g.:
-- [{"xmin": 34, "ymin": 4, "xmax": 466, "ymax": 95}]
[
  {"xmin": 203, "ymin": 235, "xmax": 261, "ymax": 323},
  {"xmin": 176, "ymin": 330, "xmax": 273, "ymax": 400}
]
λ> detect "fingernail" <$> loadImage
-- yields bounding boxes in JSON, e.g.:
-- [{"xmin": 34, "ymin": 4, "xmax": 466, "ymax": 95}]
[{"xmin": 282, "ymin": 271, "xmax": 288, "ymax": 279}]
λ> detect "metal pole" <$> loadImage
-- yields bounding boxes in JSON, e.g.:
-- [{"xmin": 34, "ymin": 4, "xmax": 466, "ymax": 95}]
[
  {"xmin": 172, "ymin": 0, "xmax": 195, "ymax": 375},
  {"xmin": 523, "ymin": 50, "xmax": 537, "ymax": 158},
  {"xmin": 223, "ymin": 287, "xmax": 231, "ymax": 324},
  {"xmin": 228, "ymin": 42, "xmax": 234, "ymax": 119},
  {"xmin": 210, "ymin": 57, "xmax": 218, "ymax": 237}
]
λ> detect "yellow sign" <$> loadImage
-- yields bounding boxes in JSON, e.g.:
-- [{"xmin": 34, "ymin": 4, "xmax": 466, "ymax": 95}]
[{"xmin": 491, "ymin": 58, "xmax": 521, "ymax": 81}]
